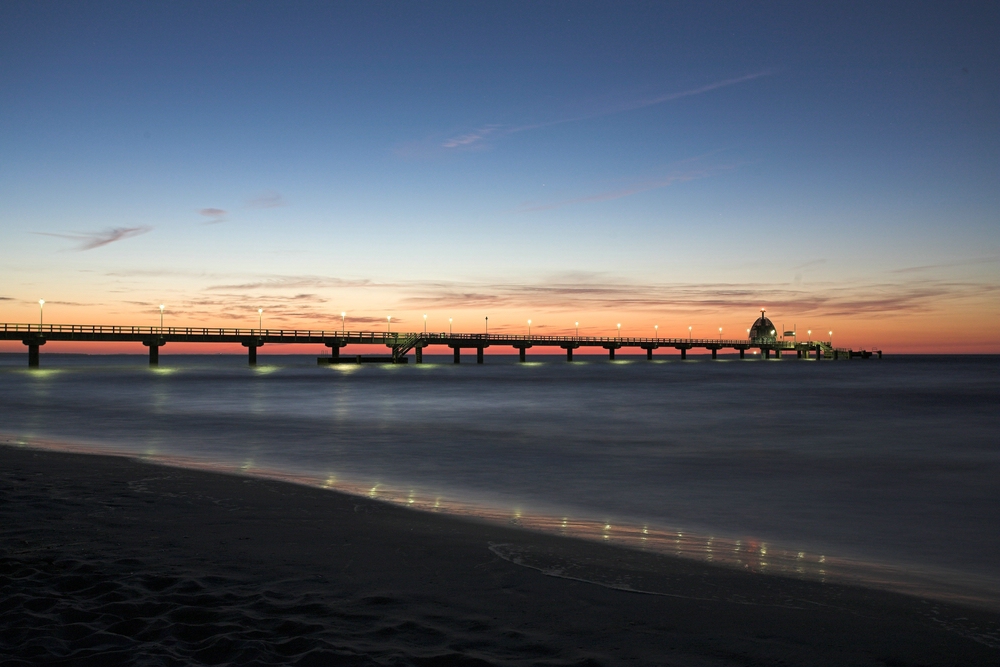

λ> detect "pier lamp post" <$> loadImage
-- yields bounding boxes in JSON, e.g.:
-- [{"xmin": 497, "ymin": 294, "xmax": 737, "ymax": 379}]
[
  {"xmin": 747, "ymin": 328, "xmax": 750, "ymax": 339},
  {"xmin": 423, "ymin": 314, "xmax": 427, "ymax": 333},
  {"xmin": 617, "ymin": 323, "xmax": 621, "ymax": 340},
  {"xmin": 39, "ymin": 299, "xmax": 44, "ymax": 328},
  {"xmin": 485, "ymin": 316, "xmax": 488, "ymax": 335},
  {"xmin": 449, "ymin": 318, "xmax": 453, "ymax": 335},
  {"xmin": 655, "ymin": 325, "xmax": 658, "ymax": 339},
  {"xmin": 387, "ymin": 316, "xmax": 392, "ymax": 334},
  {"xmin": 258, "ymin": 308, "xmax": 263, "ymax": 333},
  {"xmin": 688, "ymin": 325, "xmax": 692, "ymax": 340},
  {"xmin": 829, "ymin": 330, "xmax": 833, "ymax": 346},
  {"xmin": 527, "ymin": 319, "xmax": 531, "ymax": 336},
  {"xmin": 719, "ymin": 327, "xmax": 723, "ymax": 341},
  {"xmin": 575, "ymin": 321, "xmax": 579, "ymax": 337},
  {"xmin": 159, "ymin": 304, "xmax": 165, "ymax": 332},
  {"xmin": 341, "ymin": 312, "xmax": 346, "ymax": 334}
]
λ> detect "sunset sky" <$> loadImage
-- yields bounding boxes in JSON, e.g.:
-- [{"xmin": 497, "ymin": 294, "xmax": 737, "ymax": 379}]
[{"xmin": 2, "ymin": 2, "xmax": 997, "ymax": 353}]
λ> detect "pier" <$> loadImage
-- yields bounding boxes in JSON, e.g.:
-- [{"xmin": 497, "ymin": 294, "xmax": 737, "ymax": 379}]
[{"xmin": 1, "ymin": 321, "xmax": 880, "ymax": 367}]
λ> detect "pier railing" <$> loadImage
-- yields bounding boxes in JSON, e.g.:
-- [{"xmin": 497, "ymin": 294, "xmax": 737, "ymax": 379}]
[{"xmin": 1, "ymin": 323, "xmax": 829, "ymax": 347}]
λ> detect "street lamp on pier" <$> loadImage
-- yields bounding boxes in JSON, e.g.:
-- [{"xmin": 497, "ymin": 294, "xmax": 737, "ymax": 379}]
[
  {"xmin": 159, "ymin": 304, "xmax": 165, "ymax": 332},
  {"xmin": 829, "ymin": 330, "xmax": 833, "ymax": 346},
  {"xmin": 341, "ymin": 312, "xmax": 346, "ymax": 334},
  {"xmin": 485, "ymin": 316, "xmax": 488, "ymax": 335},
  {"xmin": 655, "ymin": 325, "xmax": 658, "ymax": 339},
  {"xmin": 575, "ymin": 321, "xmax": 579, "ymax": 337},
  {"xmin": 719, "ymin": 327, "xmax": 723, "ymax": 341},
  {"xmin": 688, "ymin": 325, "xmax": 692, "ymax": 340},
  {"xmin": 39, "ymin": 299, "xmax": 44, "ymax": 328},
  {"xmin": 387, "ymin": 316, "xmax": 392, "ymax": 334},
  {"xmin": 258, "ymin": 308, "xmax": 263, "ymax": 333},
  {"xmin": 617, "ymin": 323, "xmax": 621, "ymax": 339},
  {"xmin": 527, "ymin": 319, "xmax": 531, "ymax": 336},
  {"xmin": 423, "ymin": 314, "xmax": 427, "ymax": 333},
  {"xmin": 449, "ymin": 318, "xmax": 453, "ymax": 335}
]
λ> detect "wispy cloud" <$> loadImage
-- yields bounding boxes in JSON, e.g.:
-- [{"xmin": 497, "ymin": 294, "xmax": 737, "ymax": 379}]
[
  {"xmin": 199, "ymin": 208, "xmax": 227, "ymax": 224},
  {"xmin": 35, "ymin": 226, "xmax": 152, "ymax": 251},
  {"xmin": 442, "ymin": 125, "xmax": 502, "ymax": 149},
  {"xmin": 517, "ymin": 166, "xmax": 724, "ymax": 212},
  {"xmin": 890, "ymin": 256, "xmax": 998, "ymax": 274},
  {"xmin": 246, "ymin": 191, "xmax": 286, "ymax": 209},
  {"xmin": 440, "ymin": 71, "xmax": 773, "ymax": 150}
]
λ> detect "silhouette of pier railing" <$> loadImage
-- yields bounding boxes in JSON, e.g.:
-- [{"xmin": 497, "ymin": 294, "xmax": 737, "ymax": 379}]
[{"xmin": 1, "ymin": 322, "xmax": 880, "ymax": 367}]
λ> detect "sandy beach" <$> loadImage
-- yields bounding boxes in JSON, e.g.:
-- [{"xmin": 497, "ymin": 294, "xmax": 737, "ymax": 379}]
[{"xmin": 1, "ymin": 445, "xmax": 997, "ymax": 666}]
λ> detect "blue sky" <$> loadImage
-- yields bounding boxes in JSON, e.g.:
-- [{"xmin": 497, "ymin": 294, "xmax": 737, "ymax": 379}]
[{"xmin": 1, "ymin": 2, "xmax": 997, "ymax": 350}]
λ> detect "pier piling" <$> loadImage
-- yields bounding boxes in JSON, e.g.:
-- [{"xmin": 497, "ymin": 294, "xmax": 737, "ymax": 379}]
[
  {"xmin": 477, "ymin": 347, "xmax": 484, "ymax": 364},
  {"xmin": 25, "ymin": 341, "xmax": 43, "ymax": 367},
  {"xmin": 453, "ymin": 347, "xmax": 460, "ymax": 364}
]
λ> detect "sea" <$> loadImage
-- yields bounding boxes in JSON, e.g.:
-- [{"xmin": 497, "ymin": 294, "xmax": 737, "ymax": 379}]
[{"xmin": 1, "ymin": 352, "xmax": 997, "ymax": 609}]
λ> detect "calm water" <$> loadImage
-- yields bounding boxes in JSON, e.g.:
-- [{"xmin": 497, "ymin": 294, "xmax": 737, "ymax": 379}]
[{"xmin": 1, "ymin": 353, "xmax": 998, "ymax": 607}]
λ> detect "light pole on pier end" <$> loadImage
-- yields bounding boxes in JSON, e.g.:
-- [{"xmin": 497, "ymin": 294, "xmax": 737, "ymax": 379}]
[
  {"xmin": 485, "ymin": 316, "xmax": 488, "ymax": 335},
  {"xmin": 258, "ymin": 308, "xmax": 263, "ymax": 333},
  {"xmin": 617, "ymin": 323, "xmax": 621, "ymax": 340},
  {"xmin": 575, "ymin": 321, "xmax": 579, "ymax": 337},
  {"xmin": 527, "ymin": 319, "xmax": 531, "ymax": 336},
  {"xmin": 387, "ymin": 316, "xmax": 392, "ymax": 334},
  {"xmin": 341, "ymin": 312, "xmax": 346, "ymax": 334},
  {"xmin": 829, "ymin": 330, "xmax": 833, "ymax": 346},
  {"xmin": 159, "ymin": 304, "xmax": 165, "ymax": 332},
  {"xmin": 719, "ymin": 327, "xmax": 723, "ymax": 341},
  {"xmin": 688, "ymin": 325, "xmax": 692, "ymax": 341},
  {"xmin": 655, "ymin": 325, "xmax": 658, "ymax": 339},
  {"xmin": 38, "ymin": 299, "xmax": 44, "ymax": 328},
  {"xmin": 423, "ymin": 314, "xmax": 427, "ymax": 333},
  {"xmin": 449, "ymin": 318, "xmax": 453, "ymax": 335}
]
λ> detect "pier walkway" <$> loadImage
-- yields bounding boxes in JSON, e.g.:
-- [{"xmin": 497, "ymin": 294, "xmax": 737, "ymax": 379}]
[{"xmin": 2, "ymin": 323, "xmax": 880, "ymax": 367}]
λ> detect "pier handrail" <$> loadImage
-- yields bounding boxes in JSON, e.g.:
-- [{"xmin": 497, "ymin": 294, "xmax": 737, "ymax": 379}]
[{"xmin": 1, "ymin": 323, "xmax": 841, "ymax": 349}]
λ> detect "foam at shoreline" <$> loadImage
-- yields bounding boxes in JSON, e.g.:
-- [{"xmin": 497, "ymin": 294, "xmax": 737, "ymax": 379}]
[{"xmin": 5, "ymin": 432, "xmax": 997, "ymax": 612}]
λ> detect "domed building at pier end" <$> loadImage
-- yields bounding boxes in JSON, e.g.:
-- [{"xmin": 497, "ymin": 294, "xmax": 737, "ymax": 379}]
[{"xmin": 749, "ymin": 310, "xmax": 778, "ymax": 344}]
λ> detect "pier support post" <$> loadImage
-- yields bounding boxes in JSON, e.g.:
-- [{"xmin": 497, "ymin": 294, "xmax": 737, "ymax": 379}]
[
  {"xmin": 764, "ymin": 349, "xmax": 771, "ymax": 360},
  {"xmin": 519, "ymin": 348, "xmax": 526, "ymax": 363},
  {"xmin": 740, "ymin": 349, "xmax": 745, "ymax": 359},
  {"xmin": 711, "ymin": 348, "xmax": 717, "ymax": 360},
  {"xmin": 149, "ymin": 345, "xmax": 159, "ymax": 365},
  {"xmin": 775, "ymin": 349, "xmax": 781, "ymax": 359},
  {"xmin": 477, "ymin": 347, "xmax": 484, "ymax": 364},
  {"xmin": 416, "ymin": 347, "xmax": 423, "ymax": 364},
  {"xmin": 646, "ymin": 348, "xmax": 653, "ymax": 360},
  {"xmin": 566, "ymin": 348, "xmax": 573, "ymax": 361},
  {"xmin": 680, "ymin": 348, "xmax": 686, "ymax": 360},
  {"xmin": 608, "ymin": 348, "xmax": 615, "ymax": 360},
  {"xmin": 453, "ymin": 347, "xmax": 461, "ymax": 364},
  {"xmin": 243, "ymin": 340, "xmax": 264, "ymax": 365},
  {"xmin": 25, "ymin": 340, "xmax": 44, "ymax": 367}
]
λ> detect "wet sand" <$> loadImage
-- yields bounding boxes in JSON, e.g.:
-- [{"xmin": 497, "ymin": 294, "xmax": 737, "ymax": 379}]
[{"xmin": 1, "ymin": 445, "xmax": 997, "ymax": 666}]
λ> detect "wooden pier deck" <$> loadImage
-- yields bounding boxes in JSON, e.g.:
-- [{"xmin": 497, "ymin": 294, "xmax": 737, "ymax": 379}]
[{"xmin": 1, "ymin": 323, "xmax": 880, "ymax": 366}]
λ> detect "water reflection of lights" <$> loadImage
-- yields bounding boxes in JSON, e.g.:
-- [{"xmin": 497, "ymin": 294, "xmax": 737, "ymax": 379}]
[
  {"xmin": 12, "ymin": 433, "xmax": 991, "ymax": 609},
  {"xmin": 150, "ymin": 367, "xmax": 177, "ymax": 375},
  {"xmin": 252, "ymin": 365, "xmax": 279, "ymax": 375}
]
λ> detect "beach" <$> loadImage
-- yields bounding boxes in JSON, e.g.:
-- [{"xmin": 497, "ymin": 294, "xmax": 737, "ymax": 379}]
[{"xmin": 2, "ymin": 445, "xmax": 997, "ymax": 666}]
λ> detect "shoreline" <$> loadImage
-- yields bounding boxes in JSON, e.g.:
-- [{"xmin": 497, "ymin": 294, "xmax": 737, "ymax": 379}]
[
  {"xmin": 4, "ymin": 433, "xmax": 998, "ymax": 613},
  {"xmin": 2, "ymin": 444, "xmax": 998, "ymax": 665}
]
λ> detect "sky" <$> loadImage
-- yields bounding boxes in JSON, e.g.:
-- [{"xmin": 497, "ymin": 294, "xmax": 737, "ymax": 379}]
[{"xmin": 1, "ymin": 1, "xmax": 998, "ymax": 353}]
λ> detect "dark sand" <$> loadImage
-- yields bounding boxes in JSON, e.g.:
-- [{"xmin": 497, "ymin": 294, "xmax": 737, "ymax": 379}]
[{"xmin": 1, "ymin": 446, "xmax": 997, "ymax": 666}]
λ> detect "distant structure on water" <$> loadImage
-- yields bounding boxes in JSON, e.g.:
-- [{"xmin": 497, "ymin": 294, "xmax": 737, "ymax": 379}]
[{"xmin": 2, "ymin": 311, "xmax": 881, "ymax": 367}]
